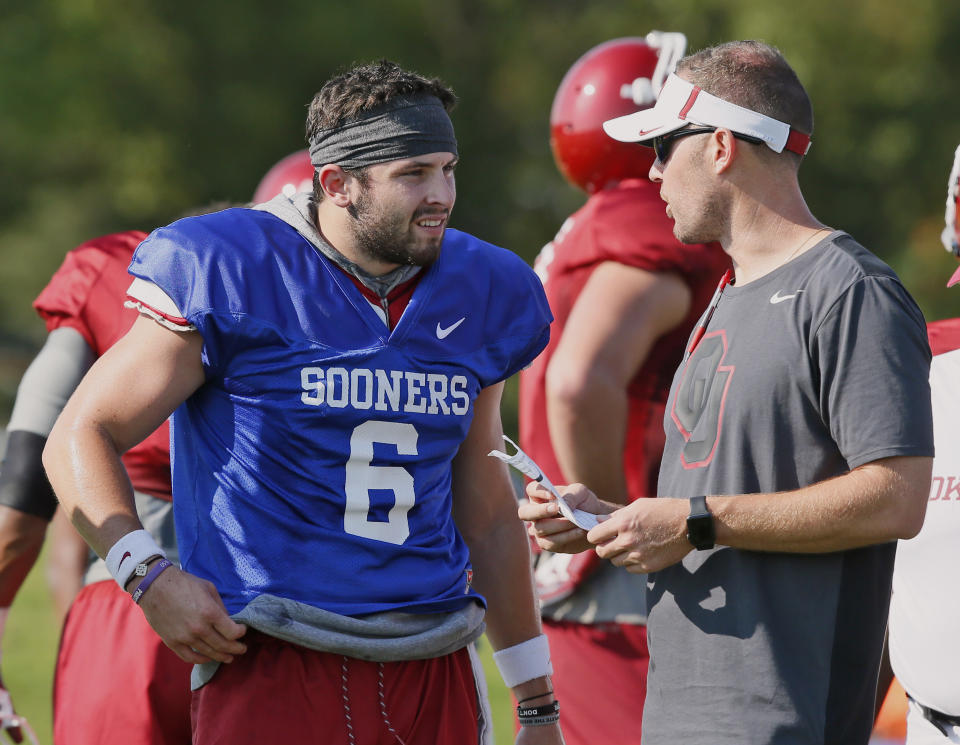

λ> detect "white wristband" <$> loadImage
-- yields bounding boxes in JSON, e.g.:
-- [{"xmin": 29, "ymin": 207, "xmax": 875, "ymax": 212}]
[
  {"xmin": 493, "ymin": 634, "xmax": 553, "ymax": 688},
  {"xmin": 105, "ymin": 530, "xmax": 165, "ymax": 589}
]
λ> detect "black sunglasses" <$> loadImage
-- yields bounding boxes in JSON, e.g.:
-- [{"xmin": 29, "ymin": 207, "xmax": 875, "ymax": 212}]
[{"xmin": 652, "ymin": 126, "xmax": 765, "ymax": 164}]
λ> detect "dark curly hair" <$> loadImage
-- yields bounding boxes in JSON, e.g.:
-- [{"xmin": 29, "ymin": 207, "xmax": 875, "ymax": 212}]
[
  {"xmin": 305, "ymin": 60, "xmax": 457, "ymax": 203},
  {"xmin": 306, "ymin": 59, "xmax": 456, "ymax": 136}
]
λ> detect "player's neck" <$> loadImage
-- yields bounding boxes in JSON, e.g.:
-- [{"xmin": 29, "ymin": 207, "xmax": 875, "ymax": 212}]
[{"xmin": 313, "ymin": 203, "xmax": 401, "ymax": 277}]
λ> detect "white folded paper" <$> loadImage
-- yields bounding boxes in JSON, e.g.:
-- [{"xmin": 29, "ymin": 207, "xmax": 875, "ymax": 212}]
[{"xmin": 489, "ymin": 436, "xmax": 600, "ymax": 531}]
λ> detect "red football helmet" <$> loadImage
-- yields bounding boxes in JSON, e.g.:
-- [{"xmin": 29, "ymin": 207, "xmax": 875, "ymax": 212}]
[
  {"xmin": 943, "ymin": 144, "xmax": 960, "ymax": 256},
  {"xmin": 253, "ymin": 149, "xmax": 314, "ymax": 203},
  {"xmin": 550, "ymin": 32, "xmax": 687, "ymax": 193},
  {"xmin": 943, "ymin": 144, "xmax": 960, "ymax": 287}
]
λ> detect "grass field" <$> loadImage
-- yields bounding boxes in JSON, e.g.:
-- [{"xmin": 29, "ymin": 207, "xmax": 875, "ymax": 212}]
[
  {"xmin": 4, "ymin": 544, "xmax": 58, "ymax": 745},
  {"xmin": 2, "ymin": 548, "xmax": 517, "ymax": 745}
]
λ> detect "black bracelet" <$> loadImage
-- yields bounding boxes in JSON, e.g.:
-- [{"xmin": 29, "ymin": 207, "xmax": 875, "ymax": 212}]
[
  {"xmin": 517, "ymin": 701, "xmax": 560, "ymax": 717},
  {"xmin": 517, "ymin": 700, "xmax": 560, "ymax": 727},
  {"xmin": 517, "ymin": 691, "xmax": 554, "ymax": 705}
]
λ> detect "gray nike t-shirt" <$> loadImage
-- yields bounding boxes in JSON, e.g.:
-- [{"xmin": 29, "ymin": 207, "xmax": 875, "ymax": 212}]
[{"xmin": 646, "ymin": 232, "xmax": 933, "ymax": 745}]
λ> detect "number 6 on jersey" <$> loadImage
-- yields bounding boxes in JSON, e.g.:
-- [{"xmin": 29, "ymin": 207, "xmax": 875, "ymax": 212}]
[{"xmin": 344, "ymin": 420, "xmax": 418, "ymax": 545}]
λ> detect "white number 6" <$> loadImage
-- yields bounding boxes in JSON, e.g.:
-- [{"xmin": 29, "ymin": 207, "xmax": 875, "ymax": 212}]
[{"xmin": 343, "ymin": 420, "xmax": 418, "ymax": 545}]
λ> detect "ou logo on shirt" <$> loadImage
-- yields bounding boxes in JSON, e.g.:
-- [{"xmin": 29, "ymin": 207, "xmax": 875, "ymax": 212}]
[{"xmin": 670, "ymin": 330, "xmax": 735, "ymax": 469}]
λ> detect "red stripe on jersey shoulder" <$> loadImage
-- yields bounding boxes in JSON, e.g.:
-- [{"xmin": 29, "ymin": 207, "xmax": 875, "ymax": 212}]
[{"xmin": 124, "ymin": 296, "xmax": 192, "ymax": 328}]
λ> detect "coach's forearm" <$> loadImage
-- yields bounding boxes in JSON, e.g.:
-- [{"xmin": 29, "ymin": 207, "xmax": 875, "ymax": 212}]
[{"xmin": 709, "ymin": 455, "xmax": 931, "ymax": 553}]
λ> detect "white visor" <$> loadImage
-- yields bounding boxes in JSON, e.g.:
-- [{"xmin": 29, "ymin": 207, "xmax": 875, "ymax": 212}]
[{"xmin": 602, "ymin": 73, "xmax": 811, "ymax": 156}]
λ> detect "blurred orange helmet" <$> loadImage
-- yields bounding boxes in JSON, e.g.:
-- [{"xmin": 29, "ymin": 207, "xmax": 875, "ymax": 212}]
[
  {"xmin": 550, "ymin": 32, "xmax": 687, "ymax": 193},
  {"xmin": 253, "ymin": 150, "xmax": 314, "ymax": 203}
]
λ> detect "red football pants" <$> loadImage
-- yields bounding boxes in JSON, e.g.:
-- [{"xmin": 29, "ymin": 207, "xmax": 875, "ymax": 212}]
[
  {"xmin": 539, "ymin": 619, "xmax": 648, "ymax": 745},
  {"xmin": 54, "ymin": 580, "xmax": 193, "ymax": 745},
  {"xmin": 191, "ymin": 631, "xmax": 483, "ymax": 745}
]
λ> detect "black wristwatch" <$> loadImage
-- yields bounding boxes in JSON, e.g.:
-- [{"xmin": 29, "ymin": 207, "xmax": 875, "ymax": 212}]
[{"xmin": 686, "ymin": 495, "xmax": 715, "ymax": 550}]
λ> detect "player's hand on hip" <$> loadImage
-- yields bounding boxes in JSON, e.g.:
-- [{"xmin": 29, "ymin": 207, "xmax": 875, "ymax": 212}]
[
  {"xmin": 588, "ymin": 497, "xmax": 691, "ymax": 573},
  {"xmin": 137, "ymin": 566, "xmax": 248, "ymax": 664},
  {"xmin": 519, "ymin": 482, "xmax": 605, "ymax": 555},
  {"xmin": 515, "ymin": 721, "xmax": 565, "ymax": 745}
]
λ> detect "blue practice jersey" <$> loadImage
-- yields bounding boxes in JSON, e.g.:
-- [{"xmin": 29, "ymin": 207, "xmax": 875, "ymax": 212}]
[{"xmin": 130, "ymin": 208, "xmax": 551, "ymax": 616}]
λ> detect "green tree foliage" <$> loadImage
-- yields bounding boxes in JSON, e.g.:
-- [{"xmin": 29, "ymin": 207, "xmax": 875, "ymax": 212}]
[{"xmin": 2, "ymin": 0, "xmax": 959, "ymax": 415}]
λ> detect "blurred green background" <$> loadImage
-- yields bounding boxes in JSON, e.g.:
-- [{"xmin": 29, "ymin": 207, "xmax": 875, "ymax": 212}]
[
  {"xmin": 2, "ymin": 0, "xmax": 959, "ymax": 741},
  {"xmin": 3, "ymin": 0, "xmax": 960, "ymax": 417}
]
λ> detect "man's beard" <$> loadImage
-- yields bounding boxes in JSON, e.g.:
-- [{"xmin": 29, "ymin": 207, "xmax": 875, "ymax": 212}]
[
  {"xmin": 672, "ymin": 191, "xmax": 728, "ymax": 246},
  {"xmin": 348, "ymin": 188, "xmax": 445, "ymax": 268}
]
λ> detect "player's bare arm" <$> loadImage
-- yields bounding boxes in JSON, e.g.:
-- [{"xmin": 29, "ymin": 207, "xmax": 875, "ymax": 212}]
[
  {"xmin": 0, "ymin": 326, "xmax": 96, "ymax": 609},
  {"xmin": 0, "ymin": 505, "xmax": 47, "ymax": 732},
  {"xmin": 588, "ymin": 455, "xmax": 932, "ymax": 573},
  {"xmin": 451, "ymin": 383, "xmax": 564, "ymax": 744},
  {"xmin": 0, "ymin": 507, "xmax": 46, "ymax": 607},
  {"xmin": 44, "ymin": 316, "xmax": 202, "ymax": 554},
  {"xmin": 545, "ymin": 263, "xmax": 690, "ymax": 503},
  {"xmin": 43, "ymin": 315, "xmax": 247, "ymax": 664}
]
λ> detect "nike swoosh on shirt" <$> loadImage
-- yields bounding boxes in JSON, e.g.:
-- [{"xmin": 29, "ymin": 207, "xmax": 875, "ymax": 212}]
[
  {"xmin": 770, "ymin": 290, "xmax": 804, "ymax": 304},
  {"xmin": 436, "ymin": 317, "xmax": 466, "ymax": 339}
]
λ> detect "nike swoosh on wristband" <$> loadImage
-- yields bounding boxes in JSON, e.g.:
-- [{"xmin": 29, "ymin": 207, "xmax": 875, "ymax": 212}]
[
  {"xmin": 119, "ymin": 551, "xmax": 132, "ymax": 567},
  {"xmin": 770, "ymin": 290, "xmax": 804, "ymax": 304},
  {"xmin": 436, "ymin": 317, "xmax": 466, "ymax": 339}
]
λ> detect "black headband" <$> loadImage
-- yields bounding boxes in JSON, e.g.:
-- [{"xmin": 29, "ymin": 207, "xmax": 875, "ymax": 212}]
[{"xmin": 308, "ymin": 93, "xmax": 458, "ymax": 169}]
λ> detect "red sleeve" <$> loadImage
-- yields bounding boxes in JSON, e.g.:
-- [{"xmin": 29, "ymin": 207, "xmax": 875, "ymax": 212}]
[
  {"xmin": 585, "ymin": 180, "xmax": 726, "ymax": 281},
  {"xmin": 33, "ymin": 231, "xmax": 147, "ymax": 350},
  {"xmin": 927, "ymin": 317, "xmax": 960, "ymax": 356}
]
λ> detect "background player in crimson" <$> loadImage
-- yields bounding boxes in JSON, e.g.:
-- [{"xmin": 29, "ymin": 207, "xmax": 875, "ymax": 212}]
[
  {"xmin": 518, "ymin": 33, "xmax": 729, "ymax": 745},
  {"xmin": 43, "ymin": 62, "xmax": 563, "ymax": 745},
  {"xmin": 0, "ymin": 152, "xmax": 313, "ymax": 745},
  {"xmin": 874, "ymin": 143, "xmax": 960, "ymax": 744},
  {"xmin": 0, "ymin": 228, "xmax": 185, "ymax": 745}
]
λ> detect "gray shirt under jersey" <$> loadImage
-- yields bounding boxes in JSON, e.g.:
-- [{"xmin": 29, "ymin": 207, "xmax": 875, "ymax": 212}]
[{"xmin": 646, "ymin": 232, "xmax": 933, "ymax": 745}]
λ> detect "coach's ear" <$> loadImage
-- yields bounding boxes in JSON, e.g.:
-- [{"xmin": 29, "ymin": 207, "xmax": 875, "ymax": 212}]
[
  {"xmin": 710, "ymin": 128, "xmax": 738, "ymax": 175},
  {"xmin": 318, "ymin": 165, "xmax": 351, "ymax": 207}
]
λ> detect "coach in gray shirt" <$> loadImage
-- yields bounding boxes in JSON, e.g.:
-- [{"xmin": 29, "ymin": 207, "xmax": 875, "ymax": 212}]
[{"xmin": 520, "ymin": 40, "xmax": 933, "ymax": 745}]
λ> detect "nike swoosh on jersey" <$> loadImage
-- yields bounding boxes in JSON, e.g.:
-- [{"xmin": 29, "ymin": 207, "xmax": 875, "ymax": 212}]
[
  {"xmin": 769, "ymin": 290, "xmax": 804, "ymax": 304},
  {"xmin": 436, "ymin": 317, "xmax": 466, "ymax": 339}
]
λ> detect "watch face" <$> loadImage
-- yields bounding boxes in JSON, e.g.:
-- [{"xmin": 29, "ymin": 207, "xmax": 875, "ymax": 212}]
[
  {"xmin": 686, "ymin": 497, "xmax": 715, "ymax": 550},
  {"xmin": 686, "ymin": 517, "xmax": 711, "ymax": 550}
]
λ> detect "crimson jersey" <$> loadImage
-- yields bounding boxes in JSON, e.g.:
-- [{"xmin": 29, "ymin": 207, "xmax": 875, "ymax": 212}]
[
  {"xmin": 927, "ymin": 316, "xmax": 960, "ymax": 355},
  {"xmin": 519, "ymin": 179, "xmax": 730, "ymax": 501},
  {"xmin": 33, "ymin": 231, "xmax": 172, "ymax": 500}
]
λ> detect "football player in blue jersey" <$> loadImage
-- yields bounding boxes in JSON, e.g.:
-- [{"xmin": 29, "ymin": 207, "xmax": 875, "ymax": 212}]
[{"xmin": 43, "ymin": 60, "xmax": 564, "ymax": 745}]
